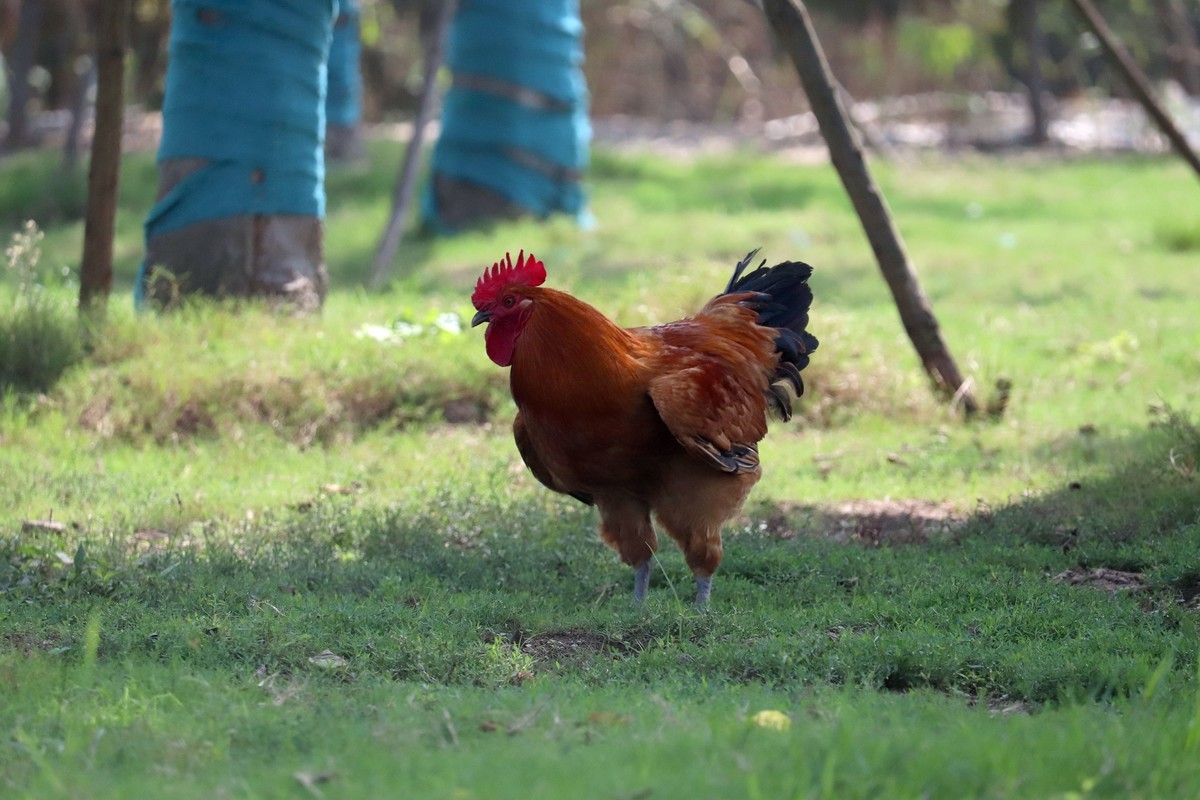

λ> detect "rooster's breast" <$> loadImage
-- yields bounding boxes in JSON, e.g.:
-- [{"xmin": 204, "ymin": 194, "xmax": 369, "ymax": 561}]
[{"xmin": 517, "ymin": 396, "xmax": 679, "ymax": 495}]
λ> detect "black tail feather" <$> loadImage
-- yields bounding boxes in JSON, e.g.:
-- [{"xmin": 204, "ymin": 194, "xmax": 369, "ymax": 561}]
[
  {"xmin": 767, "ymin": 384, "xmax": 793, "ymax": 422},
  {"xmin": 724, "ymin": 249, "xmax": 818, "ymax": 419},
  {"xmin": 776, "ymin": 360, "xmax": 806, "ymax": 396},
  {"xmin": 724, "ymin": 248, "xmax": 762, "ymax": 294}
]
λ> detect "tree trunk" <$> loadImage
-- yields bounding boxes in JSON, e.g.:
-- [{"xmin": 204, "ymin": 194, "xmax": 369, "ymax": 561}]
[
  {"xmin": 762, "ymin": 0, "xmax": 978, "ymax": 415},
  {"xmin": 325, "ymin": 0, "xmax": 365, "ymax": 162},
  {"xmin": 79, "ymin": 0, "xmax": 128, "ymax": 320},
  {"xmin": 140, "ymin": 1, "xmax": 335, "ymax": 311},
  {"xmin": 425, "ymin": 0, "xmax": 590, "ymax": 232},
  {"xmin": 2, "ymin": 0, "xmax": 45, "ymax": 153},
  {"xmin": 1150, "ymin": 0, "xmax": 1200, "ymax": 97},
  {"xmin": 1009, "ymin": 0, "xmax": 1050, "ymax": 145},
  {"xmin": 62, "ymin": 57, "xmax": 96, "ymax": 171},
  {"xmin": 1068, "ymin": 0, "xmax": 1200, "ymax": 182}
]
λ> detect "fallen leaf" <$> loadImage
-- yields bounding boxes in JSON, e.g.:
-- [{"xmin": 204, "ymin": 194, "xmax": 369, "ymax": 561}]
[
  {"xmin": 751, "ymin": 710, "xmax": 791, "ymax": 731},
  {"xmin": 23, "ymin": 520, "xmax": 67, "ymax": 534},
  {"xmin": 308, "ymin": 650, "xmax": 349, "ymax": 669},
  {"xmin": 294, "ymin": 770, "xmax": 337, "ymax": 798}
]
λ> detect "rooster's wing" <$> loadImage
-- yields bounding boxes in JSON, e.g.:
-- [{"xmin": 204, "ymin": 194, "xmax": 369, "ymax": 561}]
[{"xmin": 644, "ymin": 300, "xmax": 775, "ymax": 476}]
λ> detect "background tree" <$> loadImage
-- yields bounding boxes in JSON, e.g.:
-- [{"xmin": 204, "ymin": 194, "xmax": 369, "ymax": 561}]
[
  {"xmin": 1, "ymin": 0, "xmax": 46, "ymax": 153},
  {"xmin": 1151, "ymin": 0, "xmax": 1200, "ymax": 96},
  {"xmin": 370, "ymin": 0, "xmax": 453, "ymax": 285},
  {"xmin": 78, "ymin": 0, "xmax": 128, "ymax": 321},
  {"xmin": 326, "ymin": 0, "xmax": 365, "ymax": 162},
  {"xmin": 1007, "ymin": 0, "xmax": 1049, "ymax": 144},
  {"xmin": 764, "ymin": 0, "xmax": 978, "ymax": 414},
  {"xmin": 138, "ymin": 0, "xmax": 336, "ymax": 310},
  {"xmin": 423, "ymin": 0, "xmax": 590, "ymax": 232},
  {"xmin": 1068, "ymin": 0, "xmax": 1200, "ymax": 181}
]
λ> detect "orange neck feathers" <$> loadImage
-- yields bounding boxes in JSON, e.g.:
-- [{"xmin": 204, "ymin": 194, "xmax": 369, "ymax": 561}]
[{"xmin": 509, "ymin": 288, "xmax": 646, "ymax": 414}]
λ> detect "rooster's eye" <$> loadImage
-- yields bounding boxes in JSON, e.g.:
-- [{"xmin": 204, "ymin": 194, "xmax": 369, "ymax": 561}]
[{"xmin": 502, "ymin": 295, "xmax": 516, "ymax": 308}]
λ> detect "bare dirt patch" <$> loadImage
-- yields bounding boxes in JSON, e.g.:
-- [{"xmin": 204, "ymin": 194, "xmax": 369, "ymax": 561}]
[
  {"xmin": 2, "ymin": 632, "xmax": 63, "ymax": 656},
  {"xmin": 962, "ymin": 692, "xmax": 1034, "ymax": 716},
  {"xmin": 1176, "ymin": 574, "xmax": 1200, "ymax": 610},
  {"xmin": 520, "ymin": 629, "xmax": 633, "ymax": 669},
  {"xmin": 1053, "ymin": 566, "xmax": 1149, "ymax": 594},
  {"xmin": 762, "ymin": 499, "xmax": 966, "ymax": 546}
]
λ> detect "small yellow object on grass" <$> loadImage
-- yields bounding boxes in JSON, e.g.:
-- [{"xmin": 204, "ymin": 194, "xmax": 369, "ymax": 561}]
[{"xmin": 751, "ymin": 710, "xmax": 792, "ymax": 731}]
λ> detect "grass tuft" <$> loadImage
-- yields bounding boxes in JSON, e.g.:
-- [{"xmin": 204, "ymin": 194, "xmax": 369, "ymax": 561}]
[
  {"xmin": 1155, "ymin": 217, "xmax": 1200, "ymax": 252},
  {"xmin": 0, "ymin": 221, "xmax": 83, "ymax": 394},
  {"xmin": 1151, "ymin": 402, "xmax": 1200, "ymax": 481}
]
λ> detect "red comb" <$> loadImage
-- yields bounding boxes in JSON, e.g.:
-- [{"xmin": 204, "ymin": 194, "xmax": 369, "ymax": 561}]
[{"xmin": 472, "ymin": 250, "xmax": 546, "ymax": 309}]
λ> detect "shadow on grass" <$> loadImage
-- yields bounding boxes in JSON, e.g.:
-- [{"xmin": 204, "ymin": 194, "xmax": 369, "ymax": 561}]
[
  {"xmin": 991, "ymin": 417, "xmax": 1200, "ymax": 555},
  {"xmin": 757, "ymin": 416, "xmax": 1198, "ymax": 556},
  {"xmin": 2, "ymin": 414, "xmax": 1197, "ymax": 705}
]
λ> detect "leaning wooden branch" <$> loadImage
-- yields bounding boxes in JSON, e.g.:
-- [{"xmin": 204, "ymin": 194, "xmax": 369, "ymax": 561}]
[
  {"xmin": 762, "ymin": 0, "xmax": 977, "ymax": 415},
  {"xmin": 1068, "ymin": 0, "xmax": 1200, "ymax": 182},
  {"xmin": 370, "ymin": 0, "xmax": 456, "ymax": 288}
]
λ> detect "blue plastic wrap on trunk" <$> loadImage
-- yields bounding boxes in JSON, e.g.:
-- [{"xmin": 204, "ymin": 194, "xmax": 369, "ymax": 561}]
[
  {"xmin": 424, "ymin": 0, "xmax": 590, "ymax": 231},
  {"xmin": 326, "ymin": 0, "xmax": 361, "ymax": 127},
  {"xmin": 138, "ymin": 0, "xmax": 336, "ymax": 306}
]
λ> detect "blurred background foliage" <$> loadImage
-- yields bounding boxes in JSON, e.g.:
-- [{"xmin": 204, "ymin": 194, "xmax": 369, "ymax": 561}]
[{"xmin": 0, "ymin": 0, "xmax": 1193, "ymax": 133}]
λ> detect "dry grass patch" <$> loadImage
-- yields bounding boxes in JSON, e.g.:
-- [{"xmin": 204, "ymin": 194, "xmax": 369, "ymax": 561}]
[
  {"xmin": 67, "ymin": 369, "xmax": 499, "ymax": 446},
  {"xmin": 759, "ymin": 498, "xmax": 967, "ymax": 546}
]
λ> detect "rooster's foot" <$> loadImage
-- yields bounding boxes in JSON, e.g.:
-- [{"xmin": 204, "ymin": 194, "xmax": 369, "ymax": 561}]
[
  {"xmin": 695, "ymin": 576, "xmax": 712, "ymax": 606},
  {"xmin": 633, "ymin": 561, "xmax": 651, "ymax": 603}
]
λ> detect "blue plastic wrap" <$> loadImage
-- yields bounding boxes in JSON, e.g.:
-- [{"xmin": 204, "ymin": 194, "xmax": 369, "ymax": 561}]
[
  {"xmin": 425, "ymin": 0, "xmax": 590, "ymax": 231},
  {"xmin": 139, "ymin": 0, "xmax": 336, "ymax": 305}
]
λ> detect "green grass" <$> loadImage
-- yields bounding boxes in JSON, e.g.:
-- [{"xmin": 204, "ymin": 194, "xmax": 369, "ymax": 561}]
[{"xmin": 2, "ymin": 143, "xmax": 1200, "ymax": 797}]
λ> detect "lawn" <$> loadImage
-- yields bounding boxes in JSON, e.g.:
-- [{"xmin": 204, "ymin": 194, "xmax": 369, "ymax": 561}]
[{"xmin": 1, "ymin": 141, "xmax": 1199, "ymax": 798}]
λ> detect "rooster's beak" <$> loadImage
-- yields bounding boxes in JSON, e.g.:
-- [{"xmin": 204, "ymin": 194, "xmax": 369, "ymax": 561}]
[{"xmin": 471, "ymin": 309, "xmax": 492, "ymax": 328}]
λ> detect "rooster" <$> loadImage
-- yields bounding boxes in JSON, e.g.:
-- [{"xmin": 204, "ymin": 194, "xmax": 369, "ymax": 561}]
[{"xmin": 471, "ymin": 250, "xmax": 817, "ymax": 604}]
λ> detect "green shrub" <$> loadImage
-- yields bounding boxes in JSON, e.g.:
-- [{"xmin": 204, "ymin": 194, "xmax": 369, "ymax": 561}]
[{"xmin": 0, "ymin": 221, "xmax": 83, "ymax": 394}]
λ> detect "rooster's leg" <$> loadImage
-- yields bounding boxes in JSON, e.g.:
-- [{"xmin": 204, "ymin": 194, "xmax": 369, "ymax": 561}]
[
  {"xmin": 695, "ymin": 576, "xmax": 712, "ymax": 606},
  {"xmin": 633, "ymin": 561, "xmax": 651, "ymax": 603},
  {"xmin": 597, "ymin": 498, "xmax": 656, "ymax": 603}
]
